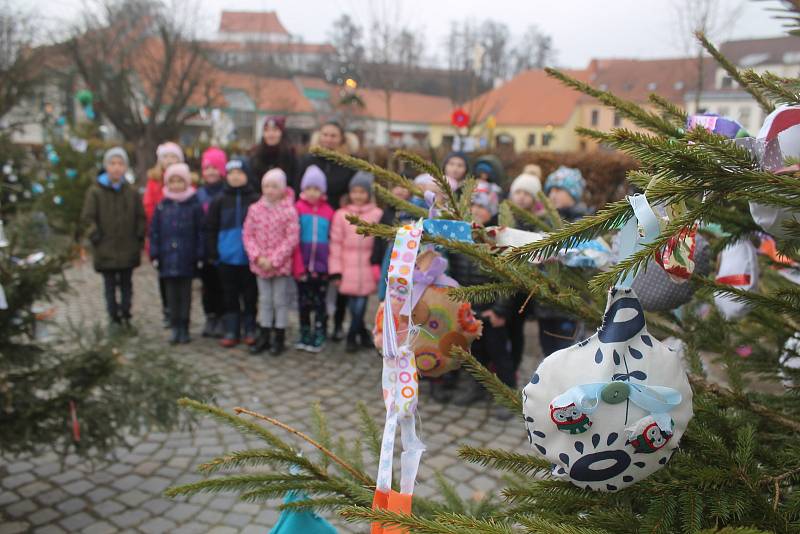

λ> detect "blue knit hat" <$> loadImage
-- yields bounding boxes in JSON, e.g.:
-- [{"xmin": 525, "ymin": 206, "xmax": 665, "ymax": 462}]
[
  {"xmin": 544, "ymin": 166, "xmax": 585, "ymax": 203},
  {"xmin": 473, "ymin": 160, "xmax": 495, "ymax": 181},
  {"xmin": 225, "ymin": 156, "xmax": 251, "ymax": 176},
  {"xmin": 443, "ymin": 151, "xmax": 469, "ymax": 174}
]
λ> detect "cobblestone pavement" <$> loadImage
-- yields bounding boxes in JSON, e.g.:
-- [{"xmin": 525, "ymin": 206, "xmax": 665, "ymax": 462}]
[{"xmin": 0, "ymin": 263, "xmax": 543, "ymax": 533}]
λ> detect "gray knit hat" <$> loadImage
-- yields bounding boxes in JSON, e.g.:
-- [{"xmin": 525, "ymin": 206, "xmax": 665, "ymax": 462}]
[
  {"xmin": 103, "ymin": 146, "xmax": 129, "ymax": 168},
  {"xmin": 349, "ymin": 171, "xmax": 374, "ymax": 196}
]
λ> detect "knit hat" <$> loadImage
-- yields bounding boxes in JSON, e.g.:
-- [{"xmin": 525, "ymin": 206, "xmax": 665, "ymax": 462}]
[
  {"xmin": 522, "ymin": 164, "xmax": 542, "ymax": 178},
  {"xmin": 164, "ymin": 163, "xmax": 191, "ymax": 187},
  {"xmin": 262, "ymin": 168, "xmax": 287, "ymax": 189},
  {"xmin": 263, "ymin": 115, "xmax": 286, "ymax": 132},
  {"xmin": 443, "ymin": 151, "xmax": 469, "ymax": 175},
  {"xmin": 349, "ymin": 171, "xmax": 374, "ymax": 196},
  {"xmin": 414, "ymin": 173, "xmax": 435, "ymax": 187},
  {"xmin": 471, "ymin": 190, "xmax": 499, "ymax": 217},
  {"xmin": 544, "ymin": 166, "xmax": 586, "ymax": 203},
  {"xmin": 510, "ymin": 171, "xmax": 542, "ymax": 198},
  {"xmin": 156, "ymin": 141, "xmax": 184, "ymax": 163},
  {"xmin": 103, "ymin": 146, "xmax": 129, "ymax": 168},
  {"xmin": 300, "ymin": 165, "xmax": 327, "ymax": 193},
  {"xmin": 474, "ymin": 160, "xmax": 495, "ymax": 180},
  {"xmin": 225, "ymin": 156, "xmax": 250, "ymax": 176},
  {"xmin": 201, "ymin": 147, "xmax": 227, "ymax": 178}
]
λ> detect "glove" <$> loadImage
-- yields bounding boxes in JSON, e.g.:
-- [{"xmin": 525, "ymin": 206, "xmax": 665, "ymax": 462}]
[
  {"xmin": 371, "ymin": 264, "xmax": 382, "ymax": 283},
  {"xmin": 152, "ymin": 259, "xmax": 159, "ymax": 269}
]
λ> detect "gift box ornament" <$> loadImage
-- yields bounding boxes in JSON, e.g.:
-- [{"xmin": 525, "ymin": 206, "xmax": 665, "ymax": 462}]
[
  {"xmin": 714, "ymin": 239, "xmax": 759, "ymax": 321},
  {"xmin": 523, "ymin": 195, "xmax": 694, "ymax": 492},
  {"xmin": 374, "ymin": 248, "xmax": 483, "ymax": 378},
  {"xmin": 485, "ymin": 226, "xmax": 612, "ymax": 269}
]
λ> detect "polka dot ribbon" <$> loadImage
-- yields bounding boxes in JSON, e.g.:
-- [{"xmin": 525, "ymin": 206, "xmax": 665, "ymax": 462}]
[{"xmin": 376, "ymin": 221, "xmax": 426, "ymax": 496}]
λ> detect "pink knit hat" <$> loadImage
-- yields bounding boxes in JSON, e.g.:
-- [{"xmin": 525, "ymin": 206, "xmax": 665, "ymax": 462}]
[
  {"xmin": 164, "ymin": 163, "xmax": 191, "ymax": 187},
  {"xmin": 262, "ymin": 168, "xmax": 287, "ymax": 189},
  {"xmin": 201, "ymin": 147, "xmax": 227, "ymax": 177},
  {"xmin": 156, "ymin": 142, "xmax": 184, "ymax": 163}
]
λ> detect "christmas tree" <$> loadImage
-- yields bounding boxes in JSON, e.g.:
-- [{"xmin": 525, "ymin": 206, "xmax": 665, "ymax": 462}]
[{"xmin": 167, "ymin": 7, "xmax": 800, "ymax": 533}]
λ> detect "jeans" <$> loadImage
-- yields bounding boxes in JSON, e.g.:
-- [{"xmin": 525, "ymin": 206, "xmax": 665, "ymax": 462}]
[
  {"xmin": 158, "ymin": 277, "xmax": 168, "ymax": 316},
  {"xmin": 326, "ymin": 283, "xmax": 348, "ymax": 329},
  {"xmin": 257, "ymin": 276, "xmax": 291, "ymax": 329},
  {"xmin": 164, "ymin": 277, "xmax": 192, "ymax": 327},
  {"xmin": 298, "ymin": 278, "xmax": 328, "ymax": 331},
  {"xmin": 101, "ymin": 268, "xmax": 133, "ymax": 321},
  {"xmin": 472, "ymin": 316, "xmax": 516, "ymax": 388},
  {"xmin": 347, "ymin": 296, "xmax": 368, "ymax": 336},
  {"xmin": 201, "ymin": 263, "xmax": 224, "ymax": 317}
]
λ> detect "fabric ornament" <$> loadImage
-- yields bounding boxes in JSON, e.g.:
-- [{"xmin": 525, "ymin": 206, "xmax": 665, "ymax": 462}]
[
  {"xmin": 485, "ymin": 226, "xmax": 612, "ymax": 269},
  {"xmin": 523, "ymin": 195, "xmax": 693, "ymax": 491},
  {"xmin": 0, "ymin": 282, "xmax": 7, "ymax": 310},
  {"xmin": 269, "ymin": 490, "xmax": 338, "ymax": 534},
  {"xmin": 735, "ymin": 106, "xmax": 800, "ymax": 239},
  {"xmin": 780, "ymin": 333, "xmax": 800, "ymax": 388},
  {"xmin": 374, "ymin": 249, "xmax": 483, "ymax": 377},
  {"xmin": 714, "ymin": 238, "xmax": 759, "ymax": 321}
]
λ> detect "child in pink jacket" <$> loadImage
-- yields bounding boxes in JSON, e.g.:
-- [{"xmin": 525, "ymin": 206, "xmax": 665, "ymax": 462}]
[
  {"xmin": 243, "ymin": 168, "xmax": 299, "ymax": 356},
  {"xmin": 329, "ymin": 172, "xmax": 383, "ymax": 353}
]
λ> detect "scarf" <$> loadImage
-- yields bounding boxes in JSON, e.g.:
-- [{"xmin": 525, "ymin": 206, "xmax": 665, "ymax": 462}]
[{"xmin": 162, "ymin": 186, "xmax": 197, "ymax": 203}]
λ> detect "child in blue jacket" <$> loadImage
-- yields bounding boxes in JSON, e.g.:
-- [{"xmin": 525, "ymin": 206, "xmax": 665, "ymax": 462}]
[{"xmin": 149, "ymin": 163, "xmax": 204, "ymax": 344}]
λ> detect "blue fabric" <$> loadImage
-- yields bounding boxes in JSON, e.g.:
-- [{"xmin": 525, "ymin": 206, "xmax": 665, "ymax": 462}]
[
  {"xmin": 149, "ymin": 196, "xmax": 205, "ymax": 278},
  {"xmin": 544, "ymin": 166, "xmax": 585, "ymax": 203},
  {"xmin": 423, "ymin": 219, "xmax": 473, "ymax": 242},
  {"xmin": 97, "ymin": 172, "xmax": 122, "ymax": 191},
  {"xmin": 217, "ymin": 192, "xmax": 248, "ymax": 265},
  {"xmin": 269, "ymin": 491, "xmax": 338, "ymax": 534}
]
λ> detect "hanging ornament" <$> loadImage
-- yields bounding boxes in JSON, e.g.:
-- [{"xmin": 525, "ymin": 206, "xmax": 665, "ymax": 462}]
[
  {"xmin": 451, "ymin": 108, "xmax": 470, "ymax": 128},
  {"xmin": 65, "ymin": 168, "xmax": 78, "ymax": 180},
  {"xmin": 3, "ymin": 164, "xmax": 11, "ymax": 175},
  {"xmin": 22, "ymin": 191, "xmax": 30, "ymax": 199},
  {"xmin": 69, "ymin": 137, "xmax": 88, "ymax": 153},
  {"xmin": 31, "ymin": 183, "xmax": 44, "ymax": 195},
  {"xmin": 8, "ymin": 193, "xmax": 17, "ymax": 203},
  {"xmin": 56, "ymin": 116, "xmax": 66, "ymax": 126},
  {"xmin": 7, "ymin": 174, "xmax": 17, "ymax": 183},
  {"xmin": 714, "ymin": 239, "xmax": 759, "ymax": 321},
  {"xmin": 47, "ymin": 151, "xmax": 60, "ymax": 165},
  {"xmin": 522, "ymin": 195, "xmax": 693, "ymax": 492},
  {"xmin": 0, "ymin": 282, "xmax": 7, "ymax": 310},
  {"xmin": 53, "ymin": 195, "xmax": 63, "ymax": 205},
  {"xmin": 76, "ymin": 89, "xmax": 96, "ymax": 120}
]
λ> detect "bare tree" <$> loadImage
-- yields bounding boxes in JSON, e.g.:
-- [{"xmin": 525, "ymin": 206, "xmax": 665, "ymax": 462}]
[
  {"xmin": 394, "ymin": 29, "xmax": 424, "ymax": 70},
  {"xmin": 66, "ymin": 0, "xmax": 218, "ymax": 179},
  {"xmin": 329, "ymin": 14, "xmax": 365, "ymax": 70},
  {"xmin": 512, "ymin": 25, "xmax": 556, "ymax": 74},
  {"xmin": 443, "ymin": 19, "xmax": 482, "ymax": 104},
  {"xmin": 0, "ymin": 3, "xmax": 43, "ymax": 121},
  {"xmin": 672, "ymin": 0, "xmax": 744, "ymax": 109},
  {"xmin": 479, "ymin": 20, "xmax": 511, "ymax": 84}
]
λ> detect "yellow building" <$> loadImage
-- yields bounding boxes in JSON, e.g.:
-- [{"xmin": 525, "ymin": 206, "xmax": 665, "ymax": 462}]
[{"xmin": 429, "ymin": 69, "xmax": 591, "ymax": 152}]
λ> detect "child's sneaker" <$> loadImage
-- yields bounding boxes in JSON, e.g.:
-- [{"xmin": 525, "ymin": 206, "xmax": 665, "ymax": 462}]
[
  {"xmin": 308, "ymin": 329, "xmax": 326, "ymax": 353},
  {"xmin": 294, "ymin": 327, "xmax": 312, "ymax": 351}
]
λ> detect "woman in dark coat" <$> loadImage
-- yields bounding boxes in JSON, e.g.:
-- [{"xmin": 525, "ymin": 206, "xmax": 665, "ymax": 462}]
[{"xmin": 249, "ymin": 115, "xmax": 296, "ymax": 190}]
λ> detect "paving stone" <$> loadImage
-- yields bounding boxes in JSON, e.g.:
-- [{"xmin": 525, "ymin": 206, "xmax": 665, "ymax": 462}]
[
  {"xmin": 134, "ymin": 461, "xmax": 161, "ymax": 476},
  {"xmin": 138, "ymin": 516, "xmax": 177, "ymax": 533},
  {"xmin": 0, "ymin": 522, "xmax": 30, "ymax": 534},
  {"xmin": 206, "ymin": 527, "xmax": 238, "ymax": 534},
  {"xmin": 32, "ymin": 525, "xmax": 67, "ymax": 534},
  {"xmin": 86, "ymin": 471, "xmax": 115, "ymax": 485},
  {"xmin": 59, "ymin": 512, "xmax": 94, "ymax": 531},
  {"xmin": 33, "ymin": 462, "xmax": 62, "ymax": 477},
  {"xmin": 166, "ymin": 502, "xmax": 203, "ymax": 521},
  {"xmin": 5, "ymin": 498, "xmax": 37, "ymax": 517},
  {"xmin": 5, "ymin": 461, "xmax": 33, "ymax": 474},
  {"xmin": 36, "ymin": 488, "xmax": 68, "ymax": 506},
  {"xmin": 55, "ymin": 497, "xmax": 86, "ymax": 515},
  {"xmin": 2, "ymin": 472, "xmax": 34, "ymax": 490},
  {"xmin": 109, "ymin": 509, "xmax": 151, "ymax": 528},
  {"xmin": 28, "ymin": 507, "xmax": 60, "ymax": 525},
  {"xmin": 62, "ymin": 478, "xmax": 94, "ymax": 496},
  {"xmin": 196, "ymin": 508, "xmax": 224, "ymax": 524},
  {"xmin": 49, "ymin": 470, "xmax": 81, "ymax": 485},
  {"xmin": 137, "ymin": 475, "xmax": 172, "ymax": 493},
  {"xmin": 116, "ymin": 489, "xmax": 149, "ymax": 507},
  {"xmin": 141, "ymin": 497, "xmax": 172, "ymax": 515},
  {"xmin": 86, "ymin": 487, "xmax": 115, "ymax": 504},
  {"xmin": 106, "ymin": 463, "xmax": 133, "ymax": 476},
  {"xmin": 254, "ymin": 509, "xmax": 280, "ymax": 525},
  {"xmin": 172, "ymin": 523, "xmax": 210, "ymax": 534},
  {"xmin": 222, "ymin": 511, "xmax": 252, "ymax": 527},
  {"xmin": 94, "ymin": 499, "xmax": 125, "ymax": 516},
  {"xmin": 0, "ymin": 490, "xmax": 21, "ymax": 506},
  {"xmin": 132, "ymin": 442, "xmax": 160, "ymax": 455},
  {"xmin": 232, "ymin": 501, "xmax": 260, "ymax": 515},
  {"xmin": 81, "ymin": 521, "xmax": 116, "ymax": 534},
  {"xmin": 111, "ymin": 473, "xmax": 143, "ymax": 491}
]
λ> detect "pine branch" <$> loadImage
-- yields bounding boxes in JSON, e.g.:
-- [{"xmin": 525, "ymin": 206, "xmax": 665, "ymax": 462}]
[
  {"xmin": 278, "ymin": 496, "xmax": 355, "ymax": 512},
  {"xmin": 506, "ymin": 200, "xmax": 552, "ymax": 232},
  {"xmin": 310, "ymin": 146, "xmax": 422, "ymax": 196},
  {"xmin": 164, "ymin": 473, "xmax": 318, "ymax": 498},
  {"xmin": 696, "ymin": 32, "xmax": 775, "ymax": 114},
  {"xmin": 538, "ymin": 191, "xmax": 564, "ymax": 229},
  {"xmin": 197, "ymin": 448, "xmax": 300, "ymax": 474},
  {"xmin": 545, "ymin": 68, "xmax": 683, "ymax": 138},
  {"xmin": 739, "ymin": 70, "xmax": 800, "ymax": 107},
  {"xmin": 356, "ymin": 401, "xmax": 382, "ymax": 463},
  {"xmin": 394, "ymin": 149, "xmax": 444, "ymax": 180},
  {"xmin": 457, "ymin": 446, "xmax": 552, "ymax": 476},
  {"xmin": 451, "ymin": 347, "xmax": 521, "ymax": 412},
  {"xmin": 515, "ymin": 516, "xmax": 613, "ymax": 534},
  {"xmin": 339, "ymin": 506, "xmax": 519, "ymax": 534},
  {"xmin": 234, "ymin": 407, "xmax": 374, "ymax": 486},
  {"xmin": 447, "ymin": 282, "xmax": 520, "ymax": 306},
  {"xmin": 374, "ymin": 183, "xmax": 428, "ymax": 219},
  {"xmin": 311, "ymin": 401, "xmax": 333, "ymax": 470},
  {"xmin": 648, "ymin": 93, "xmax": 688, "ymax": 127}
]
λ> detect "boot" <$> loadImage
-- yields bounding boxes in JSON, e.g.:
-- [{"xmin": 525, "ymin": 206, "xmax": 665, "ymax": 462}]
[
  {"xmin": 242, "ymin": 315, "xmax": 257, "ymax": 346},
  {"xmin": 121, "ymin": 317, "xmax": 137, "ymax": 336},
  {"xmin": 202, "ymin": 314, "xmax": 218, "ymax": 337},
  {"xmin": 212, "ymin": 317, "xmax": 226, "ymax": 338},
  {"xmin": 249, "ymin": 327, "xmax": 272, "ymax": 354},
  {"xmin": 345, "ymin": 332, "xmax": 358, "ymax": 353},
  {"xmin": 308, "ymin": 327, "xmax": 326, "ymax": 353},
  {"xmin": 270, "ymin": 328, "xmax": 286, "ymax": 357},
  {"xmin": 219, "ymin": 313, "xmax": 240, "ymax": 348},
  {"xmin": 169, "ymin": 325, "xmax": 180, "ymax": 345},
  {"xmin": 331, "ymin": 322, "xmax": 344, "ymax": 342},
  {"xmin": 359, "ymin": 328, "xmax": 374, "ymax": 349},
  {"xmin": 162, "ymin": 308, "xmax": 171, "ymax": 329},
  {"xmin": 295, "ymin": 326, "xmax": 312, "ymax": 351},
  {"xmin": 179, "ymin": 321, "xmax": 191, "ymax": 344},
  {"xmin": 452, "ymin": 378, "xmax": 487, "ymax": 406}
]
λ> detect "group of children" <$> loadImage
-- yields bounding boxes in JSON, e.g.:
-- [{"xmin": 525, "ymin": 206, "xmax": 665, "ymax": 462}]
[{"xmin": 81, "ymin": 129, "xmax": 590, "ymax": 418}]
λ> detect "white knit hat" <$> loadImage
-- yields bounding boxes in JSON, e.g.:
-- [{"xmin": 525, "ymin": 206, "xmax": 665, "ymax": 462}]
[{"xmin": 510, "ymin": 172, "xmax": 542, "ymax": 197}]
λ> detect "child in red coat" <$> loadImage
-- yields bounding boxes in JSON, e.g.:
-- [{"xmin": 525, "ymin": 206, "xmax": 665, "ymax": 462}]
[
  {"xmin": 329, "ymin": 172, "xmax": 383, "ymax": 353},
  {"xmin": 243, "ymin": 169, "xmax": 300, "ymax": 356}
]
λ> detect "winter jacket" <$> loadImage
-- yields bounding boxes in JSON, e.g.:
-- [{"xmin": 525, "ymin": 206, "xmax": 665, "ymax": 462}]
[
  {"xmin": 329, "ymin": 203, "xmax": 383, "ymax": 297},
  {"xmin": 149, "ymin": 195, "xmax": 204, "ymax": 278},
  {"xmin": 80, "ymin": 174, "xmax": 146, "ymax": 272},
  {"xmin": 206, "ymin": 183, "xmax": 259, "ymax": 266},
  {"xmin": 249, "ymin": 141, "xmax": 296, "ymax": 189},
  {"xmin": 243, "ymin": 194, "xmax": 300, "ymax": 278},
  {"xmin": 196, "ymin": 181, "xmax": 225, "ymax": 215},
  {"xmin": 292, "ymin": 196, "xmax": 335, "ymax": 279},
  {"xmin": 296, "ymin": 153, "xmax": 355, "ymax": 210},
  {"xmin": 142, "ymin": 170, "xmax": 164, "ymax": 224}
]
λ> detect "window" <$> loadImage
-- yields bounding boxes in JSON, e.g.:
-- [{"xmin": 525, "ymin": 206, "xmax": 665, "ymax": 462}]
[
  {"xmin": 542, "ymin": 133, "xmax": 554, "ymax": 147},
  {"xmin": 720, "ymin": 76, "xmax": 733, "ymax": 89},
  {"xmin": 647, "ymin": 82, "xmax": 657, "ymax": 91},
  {"xmin": 527, "ymin": 133, "xmax": 536, "ymax": 147},
  {"xmin": 590, "ymin": 109, "xmax": 599, "ymax": 126},
  {"xmin": 613, "ymin": 112, "xmax": 622, "ymax": 127}
]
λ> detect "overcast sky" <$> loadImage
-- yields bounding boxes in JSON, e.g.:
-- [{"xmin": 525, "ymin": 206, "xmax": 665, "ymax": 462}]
[{"xmin": 33, "ymin": 0, "xmax": 791, "ymax": 68}]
